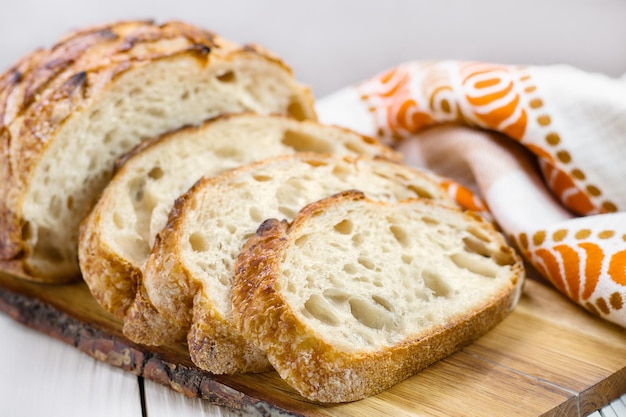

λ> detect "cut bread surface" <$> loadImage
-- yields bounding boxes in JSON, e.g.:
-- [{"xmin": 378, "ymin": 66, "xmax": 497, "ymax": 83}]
[
  {"xmin": 78, "ymin": 113, "xmax": 398, "ymax": 317},
  {"xmin": 233, "ymin": 191, "xmax": 524, "ymax": 402},
  {"xmin": 139, "ymin": 153, "xmax": 456, "ymax": 374},
  {"xmin": 0, "ymin": 20, "xmax": 315, "ymax": 282}
]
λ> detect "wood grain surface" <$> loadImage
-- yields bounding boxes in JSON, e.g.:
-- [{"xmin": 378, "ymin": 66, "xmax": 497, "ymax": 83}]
[{"xmin": 0, "ymin": 269, "xmax": 624, "ymax": 417}]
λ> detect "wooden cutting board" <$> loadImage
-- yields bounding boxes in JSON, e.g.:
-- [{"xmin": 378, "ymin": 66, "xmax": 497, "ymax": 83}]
[{"xmin": 0, "ymin": 269, "xmax": 624, "ymax": 417}]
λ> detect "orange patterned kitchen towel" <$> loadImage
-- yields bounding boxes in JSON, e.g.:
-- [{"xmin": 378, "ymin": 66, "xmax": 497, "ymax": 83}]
[{"xmin": 316, "ymin": 61, "xmax": 626, "ymax": 328}]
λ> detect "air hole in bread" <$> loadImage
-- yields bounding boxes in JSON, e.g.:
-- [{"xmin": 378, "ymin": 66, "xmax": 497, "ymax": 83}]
[
  {"xmin": 301, "ymin": 158, "xmax": 329, "ymax": 169},
  {"xmin": 252, "ymin": 174, "xmax": 272, "ymax": 182},
  {"xmin": 294, "ymin": 234, "xmax": 309, "ymax": 247},
  {"xmin": 357, "ymin": 256, "xmax": 375, "ymax": 270},
  {"xmin": 103, "ymin": 130, "xmax": 114, "ymax": 144},
  {"xmin": 323, "ymin": 288, "xmax": 350, "ymax": 304},
  {"xmin": 331, "ymin": 163, "xmax": 351, "ymax": 180},
  {"xmin": 281, "ymin": 130, "xmax": 334, "ymax": 153},
  {"xmin": 180, "ymin": 90, "xmax": 190, "ymax": 100},
  {"xmin": 341, "ymin": 141, "xmax": 367, "ymax": 155},
  {"xmin": 389, "ymin": 225, "xmax": 409, "ymax": 247},
  {"xmin": 132, "ymin": 184, "xmax": 143, "ymax": 202},
  {"xmin": 494, "ymin": 249, "xmax": 516, "ymax": 267},
  {"xmin": 413, "ymin": 288, "xmax": 430, "ymax": 302},
  {"xmin": 333, "ymin": 219, "xmax": 353, "ymax": 235},
  {"xmin": 129, "ymin": 87, "xmax": 143, "ymax": 97},
  {"xmin": 88, "ymin": 155, "xmax": 98, "ymax": 170},
  {"xmin": 343, "ymin": 263, "xmax": 357, "ymax": 274},
  {"xmin": 216, "ymin": 70, "xmax": 236, "ymax": 83},
  {"xmin": 467, "ymin": 226, "xmax": 491, "ymax": 242},
  {"xmin": 145, "ymin": 107, "xmax": 165, "ymax": 118},
  {"xmin": 278, "ymin": 205, "xmax": 296, "ymax": 218},
  {"xmin": 112, "ymin": 212, "xmax": 124, "ymax": 229},
  {"xmin": 352, "ymin": 233, "xmax": 364, "ymax": 246},
  {"xmin": 221, "ymin": 258, "xmax": 232, "ymax": 274},
  {"xmin": 49, "ymin": 196, "xmax": 62, "ymax": 218},
  {"xmin": 401, "ymin": 254, "xmax": 413, "ymax": 264},
  {"xmin": 21, "ymin": 221, "xmax": 33, "ymax": 241},
  {"xmin": 249, "ymin": 206, "xmax": 264, "ymax": 223},
  {"xmin": 89, "ymin": 109, "xmax": 102, "ymax": 122},
  {"xmin": 349, "ymin": 297, "xmax": 395, "ymax": 331},
  {"xmin": 421, "ymin": 216, "xmax": 439, "ymax": 225},
  {"xmin": 148, "ymin": 166, "xmax": 164, "ymax": 180},
  {"xmin": 119, "ymin": 139, "xmax": 132, "ymax": 150},
  {"xmin": 422, "ymin": 269, "xmax": 451, "ymax": 298},
  {"xmin": 189, "ymin": 232, "xmax": 209, "ymax": 252},
  {"xmin": 372, "ymin": 295, "xmax": 394, "ymax": 312},
  {"xmin": 214, "ymin": 146, "xmax": 242, "ymax": 159},
  {"xmin": 287, "ymin": 99, "xmax": 307, "ymax": 121},
  {"xmin": 408, "ymin": 184, "xmax": 435, "ymax": 199},
  {"xmin": 304, "ymin": 294, "xmax": 340, "ymax": 326},
  {"xmin": 450, "ymin": 251, "xmax": 498, "ymax": 278}
]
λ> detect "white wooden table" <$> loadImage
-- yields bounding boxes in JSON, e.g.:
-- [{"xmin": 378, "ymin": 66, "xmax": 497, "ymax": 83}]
[{"xmin": 1, "ymin": 1, "xmax": 625, "ymax": 415}]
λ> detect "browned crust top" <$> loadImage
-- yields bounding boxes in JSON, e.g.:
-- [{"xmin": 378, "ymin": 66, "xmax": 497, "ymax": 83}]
[{"xmin": 0, "ymin": 20, "xmax": 295, "ymax": 280}]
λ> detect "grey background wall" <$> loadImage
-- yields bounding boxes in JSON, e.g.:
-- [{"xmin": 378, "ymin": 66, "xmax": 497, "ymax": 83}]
[{"xmin": 0, "ymin": 0, "xmax": 624, "ymax": 98}]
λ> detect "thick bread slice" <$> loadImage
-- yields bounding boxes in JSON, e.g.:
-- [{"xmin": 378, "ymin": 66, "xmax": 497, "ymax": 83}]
[
  {"xmin": 0, "ymin": 20, "xmax": 315, "ymax": 283},
  {"xmin": 140, "ymin": 153, "xmax": 457, "ymax": 374},
  {"xmin": 79, "ymin": 113, "xmax": 400, "ymax": 318},
  {"xmin": 233, "ymin": 190, "xmax": 524, "ymax": 403}
]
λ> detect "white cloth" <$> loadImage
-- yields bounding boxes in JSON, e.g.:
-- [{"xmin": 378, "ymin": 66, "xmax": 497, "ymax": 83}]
[{"xmin": 317, "ymin": 61, "xmax": 626, "ymax": 328}]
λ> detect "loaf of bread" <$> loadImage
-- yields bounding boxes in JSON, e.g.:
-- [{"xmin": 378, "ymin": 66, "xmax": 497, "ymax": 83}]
[
  {"xmin": 233, "ymin": 190, "xmax": 524, "ymax": 403},
  {"xmin": 137, "ymin": 153, "xmax": 457, "ymax": 374},
  {"xmin": 0, "ymin": 20, "xmax": 315, "ymax": 283},
  {"xmin": 79, "ymin": 113, "xmax": 400, "ymax": 318}
]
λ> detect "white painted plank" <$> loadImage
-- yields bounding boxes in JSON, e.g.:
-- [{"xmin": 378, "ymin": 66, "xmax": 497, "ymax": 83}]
[
  {"xmin": 607, "ymin": 393, "xmax": 626, "ymax": 416},
  {"xmin": 601, "ymin": 403, "xmax": 620, "ymax": 417},
  {"xmin": 0, "ymin": 313, "xmax": 142, "ymax": 417},
  {"xmin": 143, "ymin": 379, "xmax": 237, "ymax": 417}
]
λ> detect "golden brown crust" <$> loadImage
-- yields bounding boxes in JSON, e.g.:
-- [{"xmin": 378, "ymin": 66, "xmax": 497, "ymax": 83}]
[
  {"xmin": 78, "ymin": 200, "xmax": 142, "ymax": 316},
  {"xmin": 122, "ymin": 282, "xmax": 187, "ymax": 344},
  {"xmin": 0, "ymin": 20, "xmax": 316, "ymax": 282},
  {"xmin": 187, "ymin": 292, "xmax": 272, "ymax": 374},
  {"xmin": 233, "ymin": 191, "xmax": 523, "ymax": 403}
]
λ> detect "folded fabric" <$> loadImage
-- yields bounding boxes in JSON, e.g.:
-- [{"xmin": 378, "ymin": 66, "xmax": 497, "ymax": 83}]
[{"xmin": 316, "ymin": 61, "xmax": 626, "ymax": 328}]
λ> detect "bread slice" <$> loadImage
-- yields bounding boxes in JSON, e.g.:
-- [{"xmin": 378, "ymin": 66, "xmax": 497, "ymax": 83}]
[
  {"xmin": 78, "ymin": 113, "xmax": 400, "ymax": 318},
  {"xmin": 0, "ymin": 20, "xmax": 316, "ymax": 283},
  {"xmin": 233, "ymin": 190, "xmax": 524, "ymax": 403},
  {"xmin": 139, "ymin": 153, "xmax": 457, "ymax": 374}
]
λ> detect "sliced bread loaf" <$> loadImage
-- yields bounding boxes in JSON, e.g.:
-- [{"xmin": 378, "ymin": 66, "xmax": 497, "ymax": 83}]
[
  {"xmin": 138, "ymin": 153, "xmax": 457, "ymax": 373},
  {"xmin": 0, "ymin": 20, "xmax": 315, "ymax": 282},
  {"xmin": 79, "ymin": 113, "xmax": 400, "ymax": 318},
  {"xmin": 233, "ymin": 190, "xmax": 524, "ymax": 402}
]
